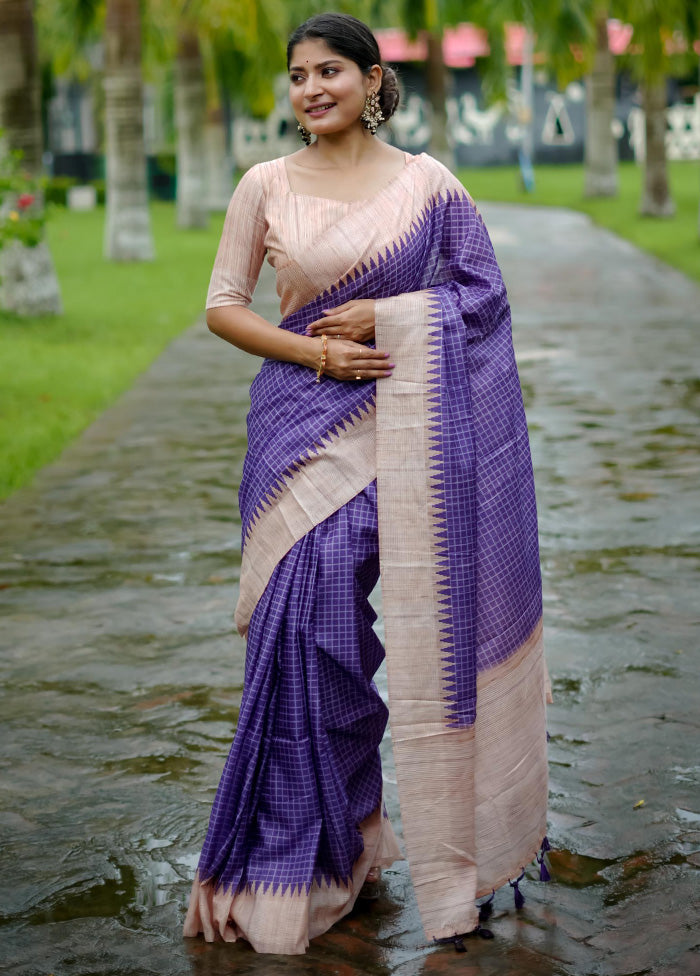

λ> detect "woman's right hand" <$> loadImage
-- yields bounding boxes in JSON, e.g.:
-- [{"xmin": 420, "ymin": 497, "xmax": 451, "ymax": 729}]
[{"xmin": 319, "ymin": 337, "xmax": 394, "ymax": 382}]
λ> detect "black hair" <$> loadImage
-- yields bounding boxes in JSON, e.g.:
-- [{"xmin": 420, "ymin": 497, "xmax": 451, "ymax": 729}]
[{"xmin": 286, "ymin": 13, "xmax": 400, "ymax": 122}]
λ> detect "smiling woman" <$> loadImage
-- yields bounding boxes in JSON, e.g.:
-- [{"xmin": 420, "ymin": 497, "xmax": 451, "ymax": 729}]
[{"xmin": 182, "ymin": 11, "xmax": 550, "ymax": 957}]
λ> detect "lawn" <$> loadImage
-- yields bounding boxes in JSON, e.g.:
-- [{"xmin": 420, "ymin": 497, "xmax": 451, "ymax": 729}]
[
  {"xmin": 458, "ymin": 160, "xmax": 700, "ymax": 285},
  {"xmin": 0, "ymin": 203, "xmax": 224, "ymax": 500}
]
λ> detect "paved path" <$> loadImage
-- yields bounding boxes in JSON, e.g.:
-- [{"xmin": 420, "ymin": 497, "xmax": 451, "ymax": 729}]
[{"xmin": 1, "ymin": 203, "xmax": 699, "ymax": 976}]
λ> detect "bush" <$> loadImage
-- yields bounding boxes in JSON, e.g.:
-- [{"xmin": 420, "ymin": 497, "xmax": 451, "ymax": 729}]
[
  {"xmin": 90, "ymin": 178, "xmax": 106, "ymax": 205},
  {"xmin": 45, "ymin": 176, "xmax": 77, "ymax": 207},
  {"xmin": 0, "ymin": 146, "xmax": 47, "ymax": 250}
]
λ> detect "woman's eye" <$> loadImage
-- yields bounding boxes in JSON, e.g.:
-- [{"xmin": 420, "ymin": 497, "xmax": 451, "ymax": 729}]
[
  {"xmin": 322, "ymin": 67, "xmax": 338, "ymax": 76},
  {"xmin": 290, "ymin": 74, "xmax": 303, "ymax": 83}
]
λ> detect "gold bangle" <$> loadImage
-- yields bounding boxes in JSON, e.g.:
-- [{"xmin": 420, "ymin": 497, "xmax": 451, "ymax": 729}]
[{"xmin": 316, "ymin": 333, "xmax": 328, "ymax": 382}]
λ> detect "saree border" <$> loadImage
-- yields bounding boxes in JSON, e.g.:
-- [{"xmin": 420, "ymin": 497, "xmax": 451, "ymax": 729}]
[
  {"xmin": 375, "ymin": 290, "xmax": 548, "ymax": 939},
  {"xmin": 235, "ymin": 401, "xmax": 376, "ymax": 635},
  {"xmin": 184, "ymin": 801, "xmax": 401, "ymax": 953}
]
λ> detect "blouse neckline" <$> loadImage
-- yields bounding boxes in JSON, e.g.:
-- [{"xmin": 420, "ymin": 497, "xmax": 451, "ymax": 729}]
[{"xmin": 280, "ymin": 151, "xmax": 417, "ymax": 205}]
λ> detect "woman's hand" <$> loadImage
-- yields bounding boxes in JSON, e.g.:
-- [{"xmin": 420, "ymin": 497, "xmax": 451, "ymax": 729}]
[
  {"xmin": 320, "ymin": 337, "xmax": 394, "ymax": 382},
  {"xmin": 306, "ymin": 299, "xmax": 376, "ymax": 344}
]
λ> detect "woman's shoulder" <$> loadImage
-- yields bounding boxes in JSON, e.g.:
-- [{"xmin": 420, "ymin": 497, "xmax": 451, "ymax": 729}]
[
  {"xmin": 410, "ymin": 152, "xmax": 469, "ymax": 200},
  {"xmin": 237, "ymin": 156, "xmax": 285, "ymax": 187}
]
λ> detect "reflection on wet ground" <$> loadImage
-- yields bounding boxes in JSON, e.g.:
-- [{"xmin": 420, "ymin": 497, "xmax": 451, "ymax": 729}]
[{"xmin": 1, "ymin": 204, "xmax": 699, "ymax": 975}]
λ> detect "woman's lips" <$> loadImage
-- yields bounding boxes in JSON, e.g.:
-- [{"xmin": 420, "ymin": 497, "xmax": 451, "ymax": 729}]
[{"xmin": 306, "ymin": 103, "xmax": 336, "ymax": 117}]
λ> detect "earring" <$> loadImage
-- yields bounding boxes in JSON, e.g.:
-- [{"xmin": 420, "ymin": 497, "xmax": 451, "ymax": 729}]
[
  {"xmin": 360, "ymin": 91, "xmax": 384, "ymax": 134},
  {"xmin": 297, "ymin": 121, "xmax": 312, "ymax": 145}
]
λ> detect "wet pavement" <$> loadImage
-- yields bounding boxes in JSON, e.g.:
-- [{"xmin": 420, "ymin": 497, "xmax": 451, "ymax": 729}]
[{"xmin": 1, "ymin": 202, "xmax": 699, "ymax": 976}]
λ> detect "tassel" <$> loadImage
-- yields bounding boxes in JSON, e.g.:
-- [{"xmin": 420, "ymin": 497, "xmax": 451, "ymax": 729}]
[
  {"xmin": 538, "ymin": 835, "xmax": 552, "ymax": 881},
  {"xmin": 477, "ymin": 925, "xmax": 495, "ymax": 940},
  {"xmin": 509, "ymin": 868, "xmax": 526, "ymax": 910},
  {"xmin": 546, "ymin": 730, "xmax": 551, "ymax": 742},
  {"xmin": 478, "ymin": 889, "xmax": 495, "ymax": 922},
  {"xmin": 453, "ymin": 936, "xmax": 467, "ymax": 953}
]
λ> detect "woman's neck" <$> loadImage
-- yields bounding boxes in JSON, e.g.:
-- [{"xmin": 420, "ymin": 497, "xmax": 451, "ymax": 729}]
[{"xmin": 311, "ymin": 127, "xmax": 385, "ymax": 169}]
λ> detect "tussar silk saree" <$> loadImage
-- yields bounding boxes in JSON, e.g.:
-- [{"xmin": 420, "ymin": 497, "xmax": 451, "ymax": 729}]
[{"xmin": 183, "ymin": 152, "xmax": 550, "ymax": 954}]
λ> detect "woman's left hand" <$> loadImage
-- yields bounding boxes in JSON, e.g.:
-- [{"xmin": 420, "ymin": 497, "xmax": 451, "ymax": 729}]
[{"xmin": 305, "ymin": 299, "xmax": 375, "ymax": 344}]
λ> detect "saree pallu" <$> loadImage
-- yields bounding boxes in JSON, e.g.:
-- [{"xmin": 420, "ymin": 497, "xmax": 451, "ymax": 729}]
[{"xmin": 184, "ymin": 154, "xmax": 549, "ymax": 953}]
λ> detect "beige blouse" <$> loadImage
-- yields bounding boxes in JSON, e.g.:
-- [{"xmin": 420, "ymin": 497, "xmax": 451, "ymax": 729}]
[{"xmin": 205, "ymin": 153, "xmax": 420, "ymax": 319}]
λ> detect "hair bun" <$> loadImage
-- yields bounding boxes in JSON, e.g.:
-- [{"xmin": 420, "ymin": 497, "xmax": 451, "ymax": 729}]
[{"xmin": 379, "ymin": 64, "xmax": 400, "ymax": 121}]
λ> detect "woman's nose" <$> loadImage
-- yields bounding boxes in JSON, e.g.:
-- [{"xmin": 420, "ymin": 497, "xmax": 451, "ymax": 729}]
[{"xmin": 304, "ymin": 73, "xmax": 322, "ymax": 97}]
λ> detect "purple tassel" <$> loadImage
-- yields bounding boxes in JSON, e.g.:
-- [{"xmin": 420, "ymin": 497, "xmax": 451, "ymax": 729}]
[
  {"xmin": 478, "ymin": 889, "xmax": 495, "ymax": 922},
  {"xmin": 538, "ymin": 835, "xmax": 552, "ymax": 881},
  {"xmin": 509, "ymin": 869, "xmax": 526, "ymax": 910},
  {"xmin": 546, "ymin": 730, "xmax": 551, "ymax": 742},
  {"xmin": 453, "ymin": 936, "xmax": 467, "ymax": 953}
]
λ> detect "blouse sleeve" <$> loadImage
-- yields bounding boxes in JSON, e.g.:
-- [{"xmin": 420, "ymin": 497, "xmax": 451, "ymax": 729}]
[{"xmin": 206, "ymin": 164, "xmax": 268, "ymax": 309}]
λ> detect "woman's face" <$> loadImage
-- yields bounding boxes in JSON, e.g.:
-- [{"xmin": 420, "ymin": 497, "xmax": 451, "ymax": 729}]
[{"xmin": 288, "ymin": 37, "xmax": 379, "ymax": 139}]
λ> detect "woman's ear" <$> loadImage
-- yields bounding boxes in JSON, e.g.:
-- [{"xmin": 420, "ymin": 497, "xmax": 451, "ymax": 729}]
[{"xmin": 367, "ymin": 63, "xmax": 383, "ymax": 93}]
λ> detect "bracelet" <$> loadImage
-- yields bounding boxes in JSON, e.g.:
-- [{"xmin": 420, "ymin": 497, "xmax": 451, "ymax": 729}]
[{"xmin": 316, "ymin": 333, "xmax": 328, "ymax": 382}]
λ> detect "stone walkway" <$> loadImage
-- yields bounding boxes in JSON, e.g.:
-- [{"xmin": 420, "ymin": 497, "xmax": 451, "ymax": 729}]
[{"xmin": 1, "ymin": 202, "xmax": 699, "ymax": 976}]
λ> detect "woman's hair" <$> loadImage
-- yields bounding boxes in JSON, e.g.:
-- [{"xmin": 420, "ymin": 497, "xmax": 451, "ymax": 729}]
[{"xmin": 286, "ymin": 13, "xmax": 400, "ymax": 123}]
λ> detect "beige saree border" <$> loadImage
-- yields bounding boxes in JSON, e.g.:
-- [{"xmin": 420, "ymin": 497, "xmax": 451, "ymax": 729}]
[
  {"xmin": 235, "ymin": 401, "xmax": 376, "ymax": 636},
  {"xmin": 375, "ymin": 292, "xmax": 548, "ymax": 940},
  {"xmin": 184, "ymin": 802, "xmax": 402, "ymax": 954}
]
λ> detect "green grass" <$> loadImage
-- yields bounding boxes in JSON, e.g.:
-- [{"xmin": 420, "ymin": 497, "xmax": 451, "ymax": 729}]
[
  {"xmin": 458, "ymin": 160, "xmax": 700, "ymax": 285},
  {"xmin": 0, "ymin": 203, "xmax": 224, "ymax": 500}
]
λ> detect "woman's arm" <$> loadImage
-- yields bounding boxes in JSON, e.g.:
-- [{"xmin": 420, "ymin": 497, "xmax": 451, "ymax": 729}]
[
  {"xmin": 207, "ymin": 304, "xmax": 394, "ymax": 381},
  {"xmin": 207, "ymin": 305, "xmax": 321, "ymax": 369}
]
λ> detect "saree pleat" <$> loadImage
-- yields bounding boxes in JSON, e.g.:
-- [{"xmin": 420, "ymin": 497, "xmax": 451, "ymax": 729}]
[
  {"xmin": 185, "ymin": 153, "xmax": 549, "ymax": 952},
  {"xmin": 184, "ymin": 485, "xmax": 402, "ymax": 951}
]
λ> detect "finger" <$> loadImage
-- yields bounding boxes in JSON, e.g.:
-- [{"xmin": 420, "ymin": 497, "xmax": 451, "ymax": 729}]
[
  {"xmin": 307, "ymin": 316, "xmax": 344, "ymax": 335},
  {"xmin": 349, "ymin": 361, "xmax": 395, "ymax": 374},
  {"xmin": 350, "ymin": 350, "xmax": 392, "ymax": 362},
  {"xmin": 306, "ymin": 320, "xmax": 341, "ymax": 336},
  {"xmin": 347, "ymin": 368, "xmax": 394, "ymax": 380}
]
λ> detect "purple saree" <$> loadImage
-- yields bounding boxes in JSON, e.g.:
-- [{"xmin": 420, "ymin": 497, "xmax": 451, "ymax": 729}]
[{"xmin": 184, "ymin": 153, "xmax": 549, "ymax": 953}]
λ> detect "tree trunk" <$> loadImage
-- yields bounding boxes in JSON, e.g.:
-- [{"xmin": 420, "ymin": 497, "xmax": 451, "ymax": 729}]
[
  {"xmin": 103, "ymin": 0, "xmax": 154, "ymax": 260},
  {"xmin": 639, "ymin": 81, "xmax": 674, "ymax": 217},
  {"xmin": 175, "ymin": 28, "xmax": 208, "ymax": 228},
  {"xmin": 424, "ymin": 29, "xmax": 452, "ymax": 167},
  {"xmin": 0, "ymin": 0, "xmax": 62, "ymax": 314},
  {"xmin": 584, "ymin": 6, "xmax": 618, "ymax": 197},
  {"xmin": 205, "ymin": 107, "xmax": 233, "ymax": 211}
]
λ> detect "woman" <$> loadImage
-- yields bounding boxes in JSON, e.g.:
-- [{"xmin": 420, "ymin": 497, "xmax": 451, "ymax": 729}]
[{"xmin": 184, "ymin": 13, "xmax": 550, "ymax": 955}]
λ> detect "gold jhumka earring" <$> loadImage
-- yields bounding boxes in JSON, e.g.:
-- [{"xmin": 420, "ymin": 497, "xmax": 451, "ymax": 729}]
[
  {"xmin": 297, "ymin": 122, "xmax": 312, "ymax": 145},
  {"xmin": 360, "ymin": 91, "xmax": 384, "ymax": 134}
]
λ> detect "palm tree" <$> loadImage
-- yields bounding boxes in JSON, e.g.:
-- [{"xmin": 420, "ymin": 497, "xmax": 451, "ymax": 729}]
[
  {"xmin": 0, "ymin": 0, "xmax": 62, "ymax": 314},
  {"xmin": 614, "ymin": 0, "xmax": 696, "ymax": 217},
  {"xmin": 534, "ymin": 0, "xmax": 617, "ymax": 198},
  {"xmin": 163, "ymin": 0, "xmax": 287, "ymax": 220},
  {"xmin": 472, "ymin": 0, "xmax": 600, "ymax": 189},
  {"xmin": 398, "ymin": 0, "xmax": 458, "ymax": 164},
  {"xmin": 103, "ymin": 0, "xmax": 154, "ymax": 259},
  {"xmin": 174, "ymin": 23, "xmax": 208, "ymax": 227},
  {"xmin": 583, "ymin": 3, "xmax": 617, "ymax": 196}
]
